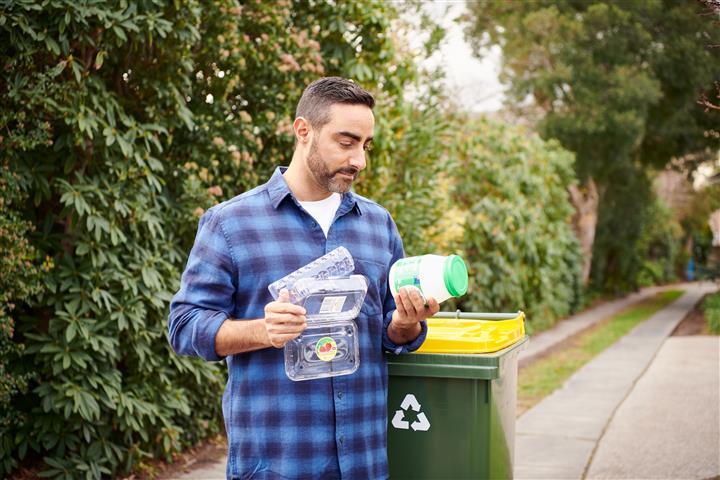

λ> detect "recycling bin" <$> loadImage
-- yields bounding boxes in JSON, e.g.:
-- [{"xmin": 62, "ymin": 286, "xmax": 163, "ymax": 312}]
[{"xmin": 386, "ymin": 311, "xmax": 528, "ymax": 479}]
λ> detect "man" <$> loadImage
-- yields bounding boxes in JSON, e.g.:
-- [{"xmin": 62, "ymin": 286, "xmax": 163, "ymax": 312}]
[{"xmin": 168, "ymin": 77, "xmax": 439, "ymax": 479}]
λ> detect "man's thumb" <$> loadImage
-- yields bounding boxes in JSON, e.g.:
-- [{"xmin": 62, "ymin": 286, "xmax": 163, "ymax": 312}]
[{"xmin": 278, "ymin": 288, "xmax": 290, "ymax": 302}]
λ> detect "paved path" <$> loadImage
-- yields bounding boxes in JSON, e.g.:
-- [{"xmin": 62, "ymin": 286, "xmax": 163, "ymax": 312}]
[
  {"xmin": 173, "ymin": 456, "xmax": 226, "ymax": 479},
  {"xmin": 586, "ymin": 336, "xmax": 719, "ymax": 479},
  {"xmin": 514, "ymin": 282, "xmax": 718, "ymax": 479}
]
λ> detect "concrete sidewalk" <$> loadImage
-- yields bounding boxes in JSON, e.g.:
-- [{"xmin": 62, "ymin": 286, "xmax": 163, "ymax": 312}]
[
  {"xmin": 514, "ymin": 282, "xmax": 718, "ymax": 479},
  {"xmin": 586, "ymin": 336, "xmax": 719, "ymax": 479}
]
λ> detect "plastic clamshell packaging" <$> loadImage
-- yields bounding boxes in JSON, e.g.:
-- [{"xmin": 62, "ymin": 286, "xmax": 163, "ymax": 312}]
[
  {"xmin": 291, "ymin": 275, "xmax": 368, "ymax": 322},
  {"xmin": 268, "ymin": 246, "xmax": 354, "ymax": 300},
  {"xmin": 284, "ymin": 320, "xmax": 360, "ymax": 381}
]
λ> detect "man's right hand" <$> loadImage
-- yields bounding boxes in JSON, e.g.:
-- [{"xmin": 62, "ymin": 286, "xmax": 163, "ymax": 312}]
[{"xmin": 264, "ymin": 289, "xmax": 307, "ymax": 348}]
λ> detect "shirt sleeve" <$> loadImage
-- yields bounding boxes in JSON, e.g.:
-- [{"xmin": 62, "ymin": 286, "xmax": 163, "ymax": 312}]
[
  {"xmin": 381, "ymin": 215, "xmax": 428, "ymax": 354},
  {"xmin": 167, "ymin": 208, "xmax": 236, "ymax": 362}
]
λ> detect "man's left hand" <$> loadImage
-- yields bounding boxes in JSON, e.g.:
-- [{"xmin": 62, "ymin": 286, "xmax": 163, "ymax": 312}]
[{"xmin": 388, "ymin": 286, "xmax": 439, "ymax": 344}]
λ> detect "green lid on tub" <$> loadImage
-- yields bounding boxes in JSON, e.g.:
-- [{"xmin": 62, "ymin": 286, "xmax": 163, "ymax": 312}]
[{"xmin": 443, "ymin": 255, "xmax": 468, "ymax": 297}]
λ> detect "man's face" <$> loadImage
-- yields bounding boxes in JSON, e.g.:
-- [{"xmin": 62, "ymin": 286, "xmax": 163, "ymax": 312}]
[{"xmin": 305, "ymin": 103, "xmax": 374, "ymax": 194}]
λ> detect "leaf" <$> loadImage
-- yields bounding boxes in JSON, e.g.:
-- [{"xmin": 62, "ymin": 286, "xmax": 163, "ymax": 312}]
[
  {"xmin": 112, "ymin": 25, "xmax": 127, "ymax": 42},
  {"xmin": 45, "ymin": 36, "xmax": 61, "ymax": 55},
  {"xmin": 116, "ymin": 135, "xmax": 132, "ymax": 157},
  {"xmin": 49, "ymin": 60, "xmax": 67, "ymax": 77},
  {"xmin": 37, "ymin": 469, "xmax": 62, "ymax": 478},
  {"xmin": 66, "ymin": 322, "xmax": 77, "ymax": 342},
  {"xmin": 44, "ymin": 456, "xmax": 66, "ymax": 469},
  {"xmin": 71, "ymin": 60, "xmax": 82, "ymax": 82},
  {"xmin": 94, "ymin": 50, "xmax": 105, "ymax": 70}
]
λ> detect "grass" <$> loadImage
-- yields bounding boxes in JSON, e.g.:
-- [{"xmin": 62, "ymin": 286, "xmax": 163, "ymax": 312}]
[
  {"xmin": 703, "ymin": 292, "xmax": 720, "ymax": 334},
  {"xmin": 517, "ymin": 289, "xmax": 684, "ymax": 416}
]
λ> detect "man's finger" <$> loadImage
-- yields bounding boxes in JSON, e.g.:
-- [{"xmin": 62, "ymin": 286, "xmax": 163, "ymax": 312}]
[
  {"xmin": 394, "ymin": 292, "xmax": 408, "ymax": 317},
  {"xmin": 267, "ymin": 313, "xmax": 307, "ymax": 325},
  {"xmin": 268, "ymin": 302, "xmax": 306, "ymax": 315},
  {"xmin": 268, "ymin": 323, "xmax": 307, "ymax": 336},
  {"xmin": 404, "ymin": 286, "xmax": 426, "ymax": 313},
  {"xmin": 425, "ymin": 297, "xmax": 440, "ymax": 316},
  {"xmin": 278, "ymin": 288, "xmax": 290, "ymax": 302},
  {"xmin": 271, "ymin": 331, "xmax": 305, "ymax": 345}
]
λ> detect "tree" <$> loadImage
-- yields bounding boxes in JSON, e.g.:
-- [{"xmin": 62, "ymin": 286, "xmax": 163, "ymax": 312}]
[
  {"xmin": 697, "ymin": 0, "xmax": 720, "ymax": 113},
  {"xmin": 464, "ymin": 0, "xmax": 720, "ymax": 291}
]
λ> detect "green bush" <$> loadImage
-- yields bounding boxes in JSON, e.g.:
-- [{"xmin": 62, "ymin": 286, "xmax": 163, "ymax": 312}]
[
  {"xmin": 449, "ymin": 118, "xmax": 582, "ymax": 332},
  {"xmin": 704, "ymin": 293, "xmax": 720, "ymax": 335},
  {"xmin": 2, "ymin": 2, "xmax": 225, "ymax": 477},
  {"xmin": 635, "ymin": 198, "xmax": 684, "ymax": 287}
]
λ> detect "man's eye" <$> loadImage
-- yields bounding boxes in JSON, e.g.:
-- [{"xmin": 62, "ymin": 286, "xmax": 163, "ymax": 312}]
[
  {"xmin": 363, "ymin": 143, "xmax": 373, "ymax": 152},
  {"xmin": 340, "ymin": 142, "xmax": 353, "ymax": 148}
]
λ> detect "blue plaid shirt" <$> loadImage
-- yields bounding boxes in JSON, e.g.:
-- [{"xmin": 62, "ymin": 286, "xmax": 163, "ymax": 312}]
[{"xmin": 168, "ymin": 167, "xmax": 427, "ymax": 479}]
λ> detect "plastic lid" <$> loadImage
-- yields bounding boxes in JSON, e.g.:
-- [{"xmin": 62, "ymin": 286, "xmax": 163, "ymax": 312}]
[
  {"xmin": 443, "ymin": 255, "xmax": 468, "ymax": 297},
  {"xmin": 416, "ymin": 312, "xmax": 526, "ymax": 354}
]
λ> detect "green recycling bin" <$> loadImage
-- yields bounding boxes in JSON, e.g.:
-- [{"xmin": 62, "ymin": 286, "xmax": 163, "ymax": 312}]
[{"xmin": 386, "ymin": 311, "xmax": 528, "ymax": 479}]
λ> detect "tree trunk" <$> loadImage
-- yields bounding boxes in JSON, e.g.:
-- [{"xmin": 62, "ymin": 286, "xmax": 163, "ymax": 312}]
[{"xmin": 568, "ymin": 177, "xmax": 599, "ymax": 286}]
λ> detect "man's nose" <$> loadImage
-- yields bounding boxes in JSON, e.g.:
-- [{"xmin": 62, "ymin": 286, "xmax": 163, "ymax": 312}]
[{"xmin": 349, "ymin": 148, "xmax": 366, "ymax": 171}]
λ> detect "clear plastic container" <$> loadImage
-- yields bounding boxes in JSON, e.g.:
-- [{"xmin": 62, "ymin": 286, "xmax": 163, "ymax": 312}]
[
  {"xmin": 268, "ymin": 246, "xmax": 354, "ymax": 300},
  {"xmin": 291, "ymin": 275, "xmax": 368, "ymax": 322},
  {"xmin": 284, "ymin": 320, "xmax": 360, "ymax": 381}
]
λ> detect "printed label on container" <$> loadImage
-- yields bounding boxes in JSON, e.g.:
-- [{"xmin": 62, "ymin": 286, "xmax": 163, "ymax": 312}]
[
  {"xmin": 315, "ymin": 337, "xmax": 338, "ymax": 361},
  {"xmin": 392, "ymin": 257, "xmax": 423, "ymax": 294},
  {"xmin": 319, "ymin": 295, "xmax": 347, "ymax": 314}
]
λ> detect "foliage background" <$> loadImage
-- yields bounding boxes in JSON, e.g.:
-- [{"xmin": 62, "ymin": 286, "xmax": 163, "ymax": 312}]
[{"xmin": 0, "ymin": 0, "xmax": 648, "ymax": 477}]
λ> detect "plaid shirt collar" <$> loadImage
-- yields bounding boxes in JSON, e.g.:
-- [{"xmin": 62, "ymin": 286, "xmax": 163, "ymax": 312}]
[{"xmin": 267, "ymin": 166, "xmax": 363, "ymax": 217}]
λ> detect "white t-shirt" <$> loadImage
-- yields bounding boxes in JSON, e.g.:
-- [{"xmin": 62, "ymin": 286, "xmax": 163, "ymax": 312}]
[{"xmin": 299, "ymin": 193, "xmax": 342, "ymax": 238}]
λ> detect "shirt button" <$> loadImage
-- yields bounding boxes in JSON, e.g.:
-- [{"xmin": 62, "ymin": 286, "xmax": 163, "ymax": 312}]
[
  {"xmin": 337, "ymin": 392, "xmax": 343, "ymax": 399},
  {"xmin": 339, "ymin": 436, "xmax": 345, "ymax": 445}
]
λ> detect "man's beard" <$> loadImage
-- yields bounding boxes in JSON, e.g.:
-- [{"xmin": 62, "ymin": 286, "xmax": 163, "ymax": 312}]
[{"xmin": 306, "ymin": 139, "xmax": 359, "ymax": 194}]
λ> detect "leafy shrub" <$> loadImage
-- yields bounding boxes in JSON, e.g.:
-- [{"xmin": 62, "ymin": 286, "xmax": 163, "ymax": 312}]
[
  {"xmin": 635, "ymin": 199, "xmax": 684, "ymax": 287},
  {"xmin": 449, "ymin": 118, "xmax": 582, "ymax": 332}
]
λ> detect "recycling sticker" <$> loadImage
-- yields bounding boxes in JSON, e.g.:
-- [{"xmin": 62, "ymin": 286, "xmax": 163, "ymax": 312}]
[{"xmin": 391, "ymin": 393, "xmax": 430, "ymax": 432}]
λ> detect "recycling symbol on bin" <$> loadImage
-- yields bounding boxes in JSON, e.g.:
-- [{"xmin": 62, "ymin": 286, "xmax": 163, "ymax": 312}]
[{"xmin": 391, "ymin": 393, "xmax": 430, "ymax": 431}]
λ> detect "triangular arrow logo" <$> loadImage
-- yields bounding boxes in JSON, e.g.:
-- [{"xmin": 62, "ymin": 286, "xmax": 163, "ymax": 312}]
[{"xmin": 391, "ymin": 393, "xmax": 431, "ymax": 432}]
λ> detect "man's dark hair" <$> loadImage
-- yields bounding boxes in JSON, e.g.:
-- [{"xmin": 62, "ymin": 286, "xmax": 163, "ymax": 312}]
[{"xmin": 296, "ymin": 77, "xmax": 375, "ymax": 129}]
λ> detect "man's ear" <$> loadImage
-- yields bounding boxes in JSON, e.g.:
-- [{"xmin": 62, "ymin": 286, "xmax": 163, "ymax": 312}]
[{"xmin": 293, "ymin": 117, "xmax": 312, "ymax": 144}]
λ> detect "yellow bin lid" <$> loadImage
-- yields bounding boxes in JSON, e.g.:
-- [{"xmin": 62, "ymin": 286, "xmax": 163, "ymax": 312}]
[{"xmin": 416, "ymin": 311, "xmax": 526, "ymax": 354}]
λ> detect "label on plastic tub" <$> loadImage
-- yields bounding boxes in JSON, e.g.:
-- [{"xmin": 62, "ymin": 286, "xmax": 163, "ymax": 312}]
[
  {"xmin": 319, "ymin": 295, "xmax": 347, "ymax": 314},
  {"xmin": 391, "ymin": 257, "xmax": 423, "ymax": 293},
  {"xmin": 315, "ymin": 337, "xmax": 338, "ymax": 361}
]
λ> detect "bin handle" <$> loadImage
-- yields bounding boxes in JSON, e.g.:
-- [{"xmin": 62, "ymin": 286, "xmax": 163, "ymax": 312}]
[{"xmin": 432, "ymin": 310, "xmax": 522, "ymax": 321}]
